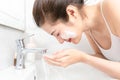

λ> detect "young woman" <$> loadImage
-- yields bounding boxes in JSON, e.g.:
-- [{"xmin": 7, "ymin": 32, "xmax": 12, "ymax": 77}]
[{"xmin": 33, "ymin": 0, "xmax": 120, "ymax": 79}]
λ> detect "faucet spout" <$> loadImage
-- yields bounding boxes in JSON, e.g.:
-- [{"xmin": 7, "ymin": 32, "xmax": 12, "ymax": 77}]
[
  {"xmin": 22, "ymin": 48, "xmax": 47, "ymax": 54},
  {"xmin": 15, "ymin": 38, "xmax": 47, "ymax": 69}
]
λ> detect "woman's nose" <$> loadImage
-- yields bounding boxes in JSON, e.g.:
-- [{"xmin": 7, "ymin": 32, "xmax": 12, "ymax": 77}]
[
  {"xmin": 55, "ymin": 34, "xmax": 64, "ymax": 44},
  {"xmin": 57, "ymin": 37, "xmax": 64, "ymax": 44}
]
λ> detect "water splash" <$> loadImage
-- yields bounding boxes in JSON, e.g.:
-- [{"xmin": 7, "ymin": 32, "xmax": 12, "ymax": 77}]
[{"xmin": 41, "ymin": 56, "xmax": 66, "ymax": 80}]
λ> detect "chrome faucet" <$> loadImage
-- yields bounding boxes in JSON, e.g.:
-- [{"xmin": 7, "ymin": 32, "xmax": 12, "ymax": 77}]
[{"xmin": 15, "ymin": 35, "xmax": 47, "ymax": 69}]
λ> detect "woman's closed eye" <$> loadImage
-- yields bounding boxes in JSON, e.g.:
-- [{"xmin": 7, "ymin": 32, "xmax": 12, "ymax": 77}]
[
  {"xmin": 50, "ymin": 30, "xmax": 56, "ymax": 35},
  {"xmin": 50, "ymin": 30, "xmax": 60, "ymax": 37}
]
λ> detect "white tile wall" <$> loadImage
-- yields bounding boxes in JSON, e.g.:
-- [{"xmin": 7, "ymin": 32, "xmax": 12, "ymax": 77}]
[{"xmin": 0, "ymin": 25, "xmax": 24, "ymax": 70}]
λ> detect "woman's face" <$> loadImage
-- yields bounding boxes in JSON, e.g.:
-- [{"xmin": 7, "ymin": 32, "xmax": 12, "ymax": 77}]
[{"xmin": 42, "ymin": 19, "xmax": 84, "ymax": 44}]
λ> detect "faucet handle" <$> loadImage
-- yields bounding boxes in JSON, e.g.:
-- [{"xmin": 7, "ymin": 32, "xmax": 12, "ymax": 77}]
[
  {"xmin": 16, "ymin": 34, "xmax": 35, "ymax": 51},
  {"xmin": 16, "ymin": 39, "xmax": 25, "ymax": 50}
]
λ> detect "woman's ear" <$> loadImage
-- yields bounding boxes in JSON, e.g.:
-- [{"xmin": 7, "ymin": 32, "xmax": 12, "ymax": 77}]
[{"xmin": 66, "ymin": 5, "xmax": 80, "ymax": 23}]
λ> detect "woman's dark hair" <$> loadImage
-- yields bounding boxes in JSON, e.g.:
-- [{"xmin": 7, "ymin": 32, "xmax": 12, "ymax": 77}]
[{"xmin": 33, "ymin": 0, "xmax": 84, "ymax": 27}]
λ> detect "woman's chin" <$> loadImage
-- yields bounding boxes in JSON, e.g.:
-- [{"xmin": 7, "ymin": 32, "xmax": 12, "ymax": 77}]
[{"xmin": 72, "ymin": 40, "xmax": 80, "ymax": 44}]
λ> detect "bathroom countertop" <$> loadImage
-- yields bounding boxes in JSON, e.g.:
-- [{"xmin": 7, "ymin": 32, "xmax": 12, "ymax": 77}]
[{"xmin": 0, "ymin": 65, "xmax": 36, "ymax": 80}]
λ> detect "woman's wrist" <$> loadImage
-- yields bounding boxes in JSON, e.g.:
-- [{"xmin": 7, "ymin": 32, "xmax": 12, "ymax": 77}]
[{"xmin": 81, "ymin": 52, "xmax": 91, "ymax": 63}]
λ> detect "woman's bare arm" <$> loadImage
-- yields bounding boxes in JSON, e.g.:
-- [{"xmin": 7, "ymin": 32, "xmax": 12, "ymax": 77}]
[
  {"xmin": 85, "ymin": 32, "xmax": 120, "ymax": 79},
  {"xmin": 103, "ymin": 0, "xmax": 120, "ymax": 37},
  {"xmin": 83, "ymin": 54, "xmax": 120, "ymax": 79}
]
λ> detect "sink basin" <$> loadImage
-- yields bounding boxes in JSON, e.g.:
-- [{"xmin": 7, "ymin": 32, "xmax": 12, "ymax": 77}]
[
  {"xmin": 0, "ymin": 65, "xmax": 36, "ymax": 80},
  {"xmin": 35, "ymin": 59, "xmax": 116, "ymax": 80},
  {"xmin": 0, "ymin": 59, "xmax": 117, "ymax": 80}
]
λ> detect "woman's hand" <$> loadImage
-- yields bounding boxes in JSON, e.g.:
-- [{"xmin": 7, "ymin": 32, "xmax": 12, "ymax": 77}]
[{"xmin": 43, "ymin": 49, "xmax": 88, "ymax": 67}]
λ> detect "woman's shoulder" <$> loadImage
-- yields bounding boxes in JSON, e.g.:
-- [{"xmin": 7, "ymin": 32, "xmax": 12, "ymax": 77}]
[
  {"xmin": 103, "ymin": 0, "xmax": 120, "ymax": 37},
  {"xmin": 103, "ymin": 0, "xmax": 120, "ymax": 18}
]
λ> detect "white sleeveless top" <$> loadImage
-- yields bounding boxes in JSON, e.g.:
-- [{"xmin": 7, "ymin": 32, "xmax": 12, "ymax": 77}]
[{"xmin": 91, "ymin": 0, "xmax": 120, "ymax": 62}]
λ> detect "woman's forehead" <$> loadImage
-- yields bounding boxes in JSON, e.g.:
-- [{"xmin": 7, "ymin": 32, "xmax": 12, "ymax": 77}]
[{"xmin": 42, "ymin": 22, "xmax": 52, "ymax": 31}]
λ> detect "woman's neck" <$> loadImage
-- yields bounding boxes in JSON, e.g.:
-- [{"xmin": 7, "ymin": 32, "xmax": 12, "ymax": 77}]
[{"xmin": 83, "ymin": 3, "xmax": 105, "ymax": 32}]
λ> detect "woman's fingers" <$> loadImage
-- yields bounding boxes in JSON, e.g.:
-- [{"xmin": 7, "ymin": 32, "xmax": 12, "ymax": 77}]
[
  {"xmin": 44, "ymin": 54, "xmax": 70, "ymax": 67},
  {"xmin": 52, "ymin": 50, "xmax": 68, "ymax": 59},
  {"xmin": 43, "ymin": 49, "xmax": 82, "ymax": 67},
  {"xmin": 43, "ymin": 55, "xmax": 62, "ymax": 66}
]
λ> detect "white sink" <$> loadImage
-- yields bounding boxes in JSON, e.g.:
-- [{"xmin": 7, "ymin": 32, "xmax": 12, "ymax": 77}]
[
  {"xmin": 0, "ymin": 60, "xmax": 116, "ymax": 80},
  {"xmin": 35, "ymin": 59, "xmax": 115, "ymax": 80},
  {"xmin": 0, "ymin": 65, "xmax": 36, "ymax": 80}
]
